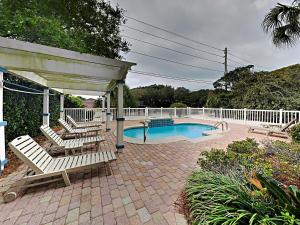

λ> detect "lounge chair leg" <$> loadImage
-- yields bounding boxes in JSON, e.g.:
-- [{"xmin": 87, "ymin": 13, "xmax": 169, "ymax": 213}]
[
  {"xmin": 62, "ymin": 171, "xmax": 71, "ymax": 186},
  {"xmin": 104, "ymin": 163, "xmax": 112, "ymax": 176}
]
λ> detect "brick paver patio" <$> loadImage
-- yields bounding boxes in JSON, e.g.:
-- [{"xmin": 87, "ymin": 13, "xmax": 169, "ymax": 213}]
[{"xmin": 0, "ymin": 118, "xmax": 285, "ymax": 225}]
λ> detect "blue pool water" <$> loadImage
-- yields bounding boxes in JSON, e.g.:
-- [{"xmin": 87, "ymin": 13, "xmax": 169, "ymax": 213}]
[{"xmin": 124, "ymin": 123, "xmax": 216, "ymax": 140}]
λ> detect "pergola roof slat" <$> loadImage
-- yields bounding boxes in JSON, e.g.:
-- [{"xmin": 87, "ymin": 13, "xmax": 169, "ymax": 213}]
[{"xmin": 0, "ymin": 37, "xmax": 136, "ymax": 95}]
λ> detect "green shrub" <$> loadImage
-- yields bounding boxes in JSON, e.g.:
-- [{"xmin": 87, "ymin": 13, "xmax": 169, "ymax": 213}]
[
  {"xmin": 290, "ymin": 123, "xmax": 300, "ymax": 143},
  {"xmin": 227, "ymin": 138, "xmax": 258, "ymax": 154},
  {"xmin": 198, "ymin": 149, "xmax": 240, "ymax": 174},
  {"xmin": 186, "ymin": 170, "xmax": 300, "ymax": 225},
  {"xmin": 170, "ymin": 102, "xmax": 187, "ymax": 108}
]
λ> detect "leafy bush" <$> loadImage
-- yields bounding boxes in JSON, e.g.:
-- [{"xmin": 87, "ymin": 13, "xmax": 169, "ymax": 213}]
[
  {"xmin": 227, "ymin": 138, "xmax": 258, "ymax": 154},
  {"xmin": 198, "ymin": 149, "xmax": 241, "ymax": 175},
  {"xmin": 188, "ymin": 139, "xmax": 300, "ymax": 224},
  {"xmin": 186, "ymin": 170, "xmax": 300, "ymax": 224},
  {"xmin": 170, "ymin": 102, "xmax": 187, "ymax": 108},
  {"xmin": 290, "ymin": 123, "xmax": 300, "ymax": 143}
]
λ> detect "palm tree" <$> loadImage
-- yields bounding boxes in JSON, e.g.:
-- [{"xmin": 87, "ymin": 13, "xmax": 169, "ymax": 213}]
[{"xmin": 262, "ymin": 1, "xmax": 300, "ymax": 47}]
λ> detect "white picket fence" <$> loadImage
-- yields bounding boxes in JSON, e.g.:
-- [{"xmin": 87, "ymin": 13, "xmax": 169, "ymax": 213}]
[{"xmin": 64, "ymin": 107, "xmax": 300, "ymax": 125}]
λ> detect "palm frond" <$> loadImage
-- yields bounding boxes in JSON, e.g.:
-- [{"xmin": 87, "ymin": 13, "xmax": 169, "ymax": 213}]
[{"xmin": 263, "ymin": 2, "xmax": 300, "ymax": 47}]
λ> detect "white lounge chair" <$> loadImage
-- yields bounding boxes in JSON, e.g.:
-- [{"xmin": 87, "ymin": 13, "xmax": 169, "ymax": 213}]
[
  {"xmin": 40, "ymin": 125, "xmax": 105, "ymax": 155},
  {"xmin": 248, "ymin": 119, "xmax": 298, "ymax": 138},
  {"xmin": 4, "ymin": 135, "xmax": 116, "ymax": 203},
  {"xmin": 67, "ymin": 115, "xmax": 102, "ymax": 128},
  {"xmin": 58, "ymin": 118, "xmax": 102, "ymax": 137}
]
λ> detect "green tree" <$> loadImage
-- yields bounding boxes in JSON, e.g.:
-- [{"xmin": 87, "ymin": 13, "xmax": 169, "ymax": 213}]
[
  {"xmin": 94, "ymin": 84, "xmax": 138, "ymax": 108},
  {"xmin": 0, "ymin": 0, "xmax": 129, "ymax": 58},
  {"xmin": 64, "ymin": 95, "xmax": 85, "ymax": 108},
  {"xmin": 131, "ymin": 85, "xmax": 175, "ymax": 107},
  {"xmin": 263, "ymin": 0, "xmax": 300, "ymax": 47},
  {"xmin": 207, "ymin": 65, "xmax": 300, "ymax": 110},
  {"xmin": 174, "ymin": 87, "xmax": 190, "ymax": 105},
  {"xmin": 213, "ymin": 65, "xmax": 254, "ymax": 91}
]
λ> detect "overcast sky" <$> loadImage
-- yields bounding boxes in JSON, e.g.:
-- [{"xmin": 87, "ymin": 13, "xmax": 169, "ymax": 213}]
[{"xmin": 108, "ymin": 0, "xmax": 300, "ymax": 91}]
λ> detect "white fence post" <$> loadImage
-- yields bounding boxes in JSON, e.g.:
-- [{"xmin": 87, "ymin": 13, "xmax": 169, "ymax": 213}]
[
  {"xmin": 279, "ymin": 109, "xmax": 283, "ymax": 125},
  {"xmin": 161, "ymin": 107, "xmax": 163, "ymax": 118},
  {"xmin": 128, "ymin": 107, "xmax": 131, "ymax": 119},
  {"xmin": 174, "ymin": 107, "xmax": 177, "ymax": 118},
  {"xmin": 202, "ymin": 107, "xmax": 205, "ymax": 119},
  {"xmin": 244, "ymin": 108, "xmax": 247, "ymax": 124},
  {"xmin": 145, "ymin": 107, "xmax": 148, "ymax": 118},
  {"xmin": 220, "ymin": 108, "xmax": 223, "ymax": 121},
  {"xmin": 84, "ymin": 108, "xmax": 87, "ymax": 122}
]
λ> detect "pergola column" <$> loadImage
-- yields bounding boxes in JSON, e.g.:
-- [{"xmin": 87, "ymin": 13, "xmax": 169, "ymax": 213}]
[
  {"xmin": 106, "ymin": 91, "xmax": 111, "ymax": 131},
  {"xmin": 0, "ymin": 72, "xmax": 7, "ymax": 171},
  {"xmin": 43, "ymin": 89, "xmax": 50, "ymax": 126},
  {"xmin": 60, "ymin": 94, "xmax": 64, "ymax": 119},
  {"xmin": 116, "ymin": 80, "xmax": 125, "ymax": 152},
  {"xmin": 101, "ymin": 96, "xmax": 106, "ymax": 123}
]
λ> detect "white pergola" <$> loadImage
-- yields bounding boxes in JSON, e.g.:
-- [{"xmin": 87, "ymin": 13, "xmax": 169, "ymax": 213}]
[{"xmin": 0, "ymin": 37, "xmax": 136, "ymax": 170}]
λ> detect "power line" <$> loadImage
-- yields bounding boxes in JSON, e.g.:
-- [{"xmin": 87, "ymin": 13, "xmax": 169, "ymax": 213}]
[
  {"xmin": 130, "ymin": 51, "xmax": 224, "ymax": 72},
  {"xmin": 228, "ymin": 52, "xmax": 267, "ymax": 70},
  {"xmin": 130, "ymin": 70, "xmax": 214, "ymax": 84},
  {"xmin": 124, "ymin": 15, "xmax": 223, "ymax": 52},
  {"xmin": 124, "ymin": 16, "xmax": 268, "ymax": 70},
  {"xmin": 227, "ymin": 58, "xmax": 246, "ymax": 67},
  {"xmin": 124, "ymin": 35, "xmax": 235, "ymax": 68},
  {"xmin": 123, "ymin": 25, "xmax": 224, "ymax": 58}
]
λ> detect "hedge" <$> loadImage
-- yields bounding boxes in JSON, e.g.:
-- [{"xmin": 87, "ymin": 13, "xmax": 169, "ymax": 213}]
[{"xmin": 3, "ymin": 74, "xmax": 60, "ymax": 144}]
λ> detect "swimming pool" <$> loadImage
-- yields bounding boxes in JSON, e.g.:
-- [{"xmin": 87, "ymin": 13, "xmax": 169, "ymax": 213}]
[{"xmin": 124, "ymin": 123, "xmax": 216, "ymax": 141}]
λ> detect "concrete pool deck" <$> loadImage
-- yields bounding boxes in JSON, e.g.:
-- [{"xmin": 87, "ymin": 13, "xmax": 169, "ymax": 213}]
[{"xmin": 0, "ymin": 118, "xmax": 287, "ymax": 225}]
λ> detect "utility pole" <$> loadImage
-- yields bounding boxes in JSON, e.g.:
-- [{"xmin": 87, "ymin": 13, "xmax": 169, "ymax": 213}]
[{"xmin": 224, "ymin": 47, "xmax": 228, "ymax": 74}]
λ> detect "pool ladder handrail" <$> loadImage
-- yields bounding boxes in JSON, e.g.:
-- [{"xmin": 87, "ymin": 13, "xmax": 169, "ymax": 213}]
[
  {"xmin": 214, "ymin": 121, "xmax": 228, "ymax": 131},
  {"xmin": 139, "ymin": 121, "xmax": 149, "ymax": 143}
]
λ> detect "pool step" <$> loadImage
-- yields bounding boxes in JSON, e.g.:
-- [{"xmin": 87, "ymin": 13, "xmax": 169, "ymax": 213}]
[{"xmin": 148, "ymin": 118, "xmax": 174, "ymax": 128}]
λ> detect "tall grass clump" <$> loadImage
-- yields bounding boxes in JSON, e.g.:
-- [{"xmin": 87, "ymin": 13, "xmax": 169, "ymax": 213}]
[{"xmin": 186, "ymin": 170, "xmax": 300, "ymax": 225}]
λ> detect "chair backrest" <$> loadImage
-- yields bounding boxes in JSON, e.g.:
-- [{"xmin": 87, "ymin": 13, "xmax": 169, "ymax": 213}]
[
  {"xmin": 9, "ymin": 135, "xmax": 53, "ymax": 174},
  {"xmin": 66, "ymin": 115, "xmax": 77, "ymax": 127},
  {"xmin": 40, "ymin": 125, "xmax": 64, "ymax": 146},
  {"xmin": 58, "ymin": 119, "xmax": 73, "ymax": 132},
  {"xmin": 281, "ymin": 118, "xmax": 297, "ymax": 132}
]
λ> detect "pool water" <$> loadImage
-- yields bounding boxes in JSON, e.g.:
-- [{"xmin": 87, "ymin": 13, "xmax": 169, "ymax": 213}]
[{"xmin": 124, "ymin": 123, "xmax": 216, "ymax": 140}]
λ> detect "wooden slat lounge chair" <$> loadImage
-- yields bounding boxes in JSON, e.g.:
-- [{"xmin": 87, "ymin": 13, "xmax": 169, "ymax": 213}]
[
  {"xmin": 4, "ymin": 135, "xmax": 116, "ymax": 203},
  {"xmin": 248, "ymin": 119, "xmax": 298, "ymax": 138},
  {"xmin": 67, "ymin": 115, "xmax": 102, "ymax": 128},
  {"xmin": 40, "ymin": 125, "xmax": 105, "ymax": 155},
  {"xmin": 58, "ymin": 118, "xmax": 102, "ymax": 138}
]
